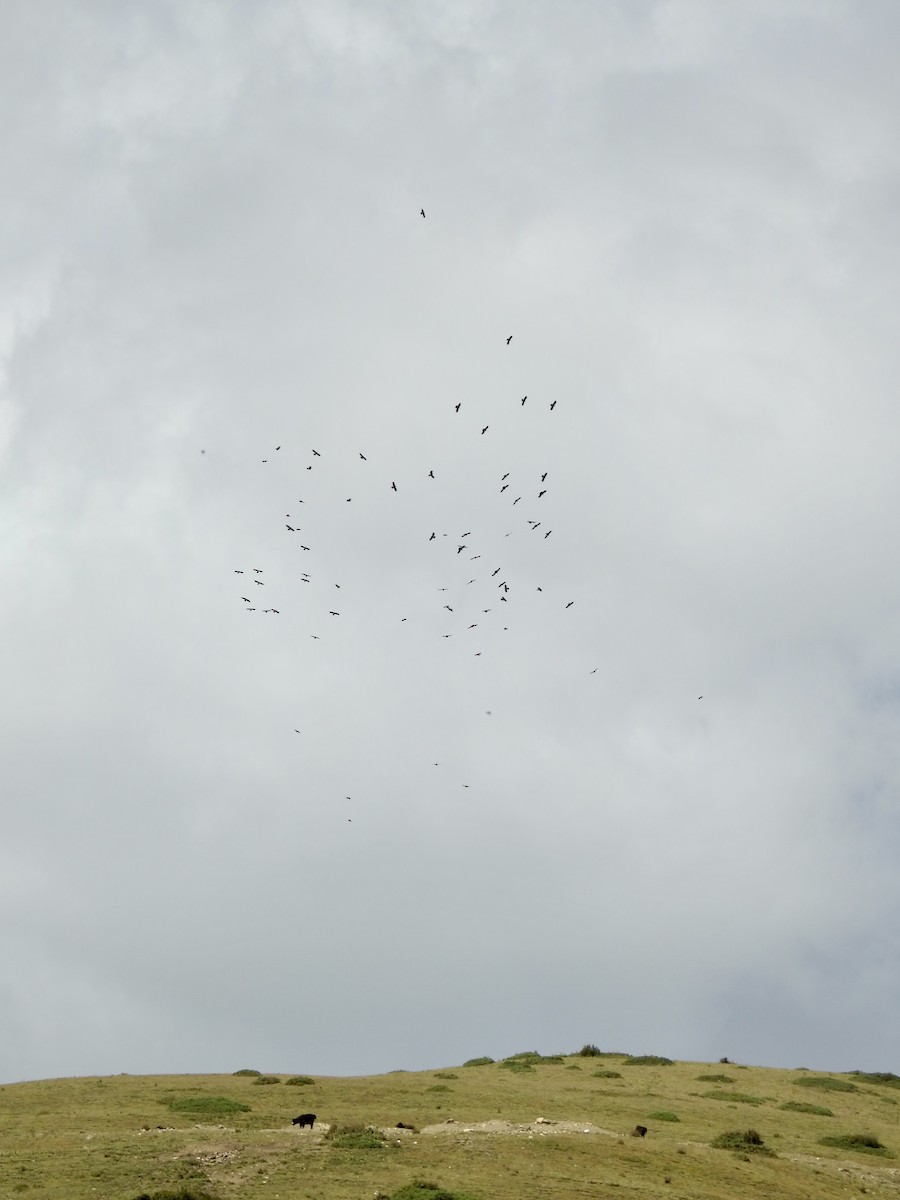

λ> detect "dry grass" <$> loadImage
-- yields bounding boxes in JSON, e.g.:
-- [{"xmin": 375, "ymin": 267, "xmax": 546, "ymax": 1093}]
[{"xmin": 0, "ymin": 1056, "xmax": 897, "ymax": 1199}]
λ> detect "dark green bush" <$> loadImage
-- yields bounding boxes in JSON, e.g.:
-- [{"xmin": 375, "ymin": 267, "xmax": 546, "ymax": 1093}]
[
  {"xmin": 500, "ymin": 1060, "xmax": 534, "ymax": 1073},
  {"xmin": 794, "ymin": 1076, "xmax": 857, "ymax": 1093},
  {"xmin": 285, "ymin": 1075, "xmax": 315, "ymax": 1086},
  {"xmin": 697, "ymin": 1074, "xmax": 734, "ymax": 1083},
  {"xmin": 463, "ymin": 1057, "xmax": 494, "ymax": 1067},
  {"xmin": 577, "ymin": 1044, "xmax": 603, "ymax": 1057},
  {"xmin": 780, "ymin": 1101, "xmax": 833, "ymax": 1116},
  {"xmin": 432, "ymin": 1072, "xmax": 457, "ymax": 1080},
  {"xmin": 166, "ymin": 1097, "xmax": 250, "ymax": 1115},
  {"xmin": 849, "ymin": 1071, "xmax": 900, "ymax": 1088},
  {"xmin": 819, "ymin": 1134, "xmax": 892, "ymax": 1156},
  {"xmin": 426, "ymin": 1084, "xmax": 451, "ymax": 1092},
  {"xmin": 592, "ymin": 1069, "xmax": 622, "ymax": 1079},
  {"xmin": 252, "ymin": 1075, "xmax": 281, "ymax": 1085},
  {"xmin": 647, "ymin": 1111, "xmax": 680, "ymax": 1122},
  {"xmin": 389, "ymin": 1182, "xmax": 479, "ymax": 1200},
  {"xmin": 623, "ymin": 1055, "xmax": 674, "ymax": 1067},
  {"xmin": 710, "ymin": 1129, "xmax": 774, "ymax": 1156},
  {"xmin": 232, "ymin": 1069, "xmax": 260, "ymax": 1077}
]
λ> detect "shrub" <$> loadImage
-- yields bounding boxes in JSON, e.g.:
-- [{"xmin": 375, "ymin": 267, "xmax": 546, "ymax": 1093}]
[
  {"xmin": 565, "ymin": 1064, "xmax": 581, "ymax": 1070},
  {"xmin": 232, "ymin": 1069, "xmax": 260, "ymax": 1077},
  {"xmin": 166, "ymin": 1097, "xmax": 250, "ymax": 1115},
  {"xmin": 463, "ymin": 1057, "xmax": 494, "ymax": 1067},
  {"xmin": 697, "ymin": 1074, "xmax": 734, "ymax": 1083},
  {"xmin": 780, "ymin": 1101, "xmax": 833, "ymax": 1116},
  {"xmin": 592, "ymin": 1070, "xmax": 622, "ymax": 1079},
  {"xmin": 285, "ymin": 1076, "xmax": 315, "ymax": 1086},
  {"xmin": 794, "ymin": 1076, "xmax": 857, "ymax": 1093},
  {"xmin": 134, "ymin": 1191, "xmax": 221, "ymax": 1200},
  {"xmin": 819, "ymin": 1134, "xmax": 892, "ymax": 1156},
  {"xmin": 426, "ymin": 1084, "xmax": 451, "ymax": 1093},
  {"xmin": 577, "ymin": 1044, "xmax": 603, "ymax": 1057},
  {"xmin": 703, "ymin": 1091, "xmax": 765, "ymax": 1106},
  {"xmin": 623, "ymin": 1055, "xmax": 674, "ymax": 1067},
  {"xmin": 326, "ymin": 1122, "xmax": 386, "ymax": 1150},
  {"xmin": 710, "ymin": 1129, "xmax": 774, "ymax": 1156},
  {"xmin": 849, "ymin": 1071, "xmax": 900, "ymax": 1088},
  {"xmin": 252, "ymin": 1075, "xmax": 281, "ymax": 1086},
  {"xmin": 647, "ymin": 1111, "xmax": 680, "ymax": 1122},
  {"xmin": 389, "ymin": 1182, "xmax": 479, "ymax": 1200},
  {"xmin": 500, "ymin": 1060, "xmax": 534, "ymax": 1073},
  {"xmin": 433, "ymin": 1072, "xmax": 458, "ymax": 1080}
]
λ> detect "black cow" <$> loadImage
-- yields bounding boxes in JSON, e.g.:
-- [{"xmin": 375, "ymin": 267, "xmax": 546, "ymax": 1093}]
[
  {"xmin": 292, "ymin": 1113, "xmax": 316, "ymax": 1129},
  {"xmin": 632, "ymin": 1125, "xmax": 648, "ymax": 1138}
]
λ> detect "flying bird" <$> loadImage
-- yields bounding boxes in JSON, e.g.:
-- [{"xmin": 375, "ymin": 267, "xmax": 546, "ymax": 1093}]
[
  {"xmin": 455, "ymin": 403, "xmax": 461, "ymax": 412},
  {"xmin": 481, "ymin": 425, "xmax": 489, "ymax": 434},
  {"xmin": 506, "ymin": 335, "xmax": 513, "ymax": 344},
  {"xmin": 329, "ymin": 611, "xmax": 340, "ymax": 616},
  {"xmin": 312, "ymin": 449, "xmax": 321, "ymax": 456},
  {"xmin": 443, "ymin": 605, "xmax": 453, "ymax": 612},
  {"xmin": 253, "ymin": 569, "xmax": 263, "ymax": 574},
  {"xmin": 513, "ymin": 496, "xmax": 521, "ymax": 505},
  {"xmin": 500, "ymin": 484, "xmax": 509, "ymax": 493},
  {"xmin": 286, "ymin": 524, "xmax": 295, "ymax": 530},
  {"xmin": 420, "ymin": 208, "xmax": 425, "ymax": 218},
  {"xmin": 538, "ymin": 491, "xmax": 546, "ymax": 499},
  {"xmin": 234, "ymin": 570, "xmax": 244, "ymax": 574},
  {"xmin": 391, "ymin": 481, "xmax": 397, "ymax": 491},
  {"xmin": 275, "ymin": 445, "xmax": 281, "ymax": 451},
  {"xmin": 565, "ymin": 601, "xmax": 574, "ymax": 608},
  {"xmin": 492, "ymin": 567, "xmax": 501, "ymax": 576},
  {"xmin": 254, "ymin": 579, "xmax": 264, "ymax": 586},
  {"xmin": 544, "ymin": 530, "xmax": 551, "ymax": 538},
  {"xmin": 428, "ymin": 470, "xmax": 434, "ymax": 478},
  {"xmin": 457, "ymin": 545, "xmax": 465, "ymax": 554},
  {"xmin": 520, "ymin": 396, "xmax": 527, "ymax": 405},
  {"xmin": 241, "ymin": 597, "xmax": 251, "ymax": 602},
  {"xmin": 468, "ymin": 624, "xmax": 477, "ymax": 629},
  {"xmin": 541, "ymin": 472, "xmax": 548, "ymax": 481},
  {"xmin": 301, "ymin": 545, "xmax": 310, "ymax": 550},
  {"xmin": 360, "ymin": 453, "xmax": 367, "ymax": 460},
  {"xmin": 429, "ymin": 532, "xmax": 436, "ymax": 541},
  {"xmin": 501, "ymin": 473, "xmax": 509, "ymax": 480},
  {"xmin": 550, "ymin": 401, "xmax": 556, "ymax": 410}
]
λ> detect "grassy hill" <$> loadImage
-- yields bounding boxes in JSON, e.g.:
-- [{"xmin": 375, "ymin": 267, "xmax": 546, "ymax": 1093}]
[{"xmin": 1, "ymin": 1050, "xmax": 899, "ymax": 1199}]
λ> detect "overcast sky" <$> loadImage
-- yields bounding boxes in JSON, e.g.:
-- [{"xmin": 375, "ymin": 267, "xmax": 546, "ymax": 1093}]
[{"xmin": 3, "ymin": 0, "xmax": 900, "ymax": 1086}]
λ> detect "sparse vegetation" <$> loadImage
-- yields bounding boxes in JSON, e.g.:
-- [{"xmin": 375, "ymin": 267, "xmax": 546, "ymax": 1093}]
[
  {"xmin": 622, "ymin": 1055, "xmax": 674, "ymax": 1067},
  {"xmin": 647, "ymin": 1110, "xmax": 680, "ymax": 1121},
  {"xmin": 232, "ymin": 1069, "xmax": 260, "ymax": 1077},
  {"xmin": 794, "ymin": 1076, "xmax": 857, "ymax": 1093},
  {"xmin": 819, "ymin": 1134, "xmax": 892, "ymax": 1156},
  {"xmin": 711, "ymin": 1129, "xmax": 775, "ymax": 1156},
  {"xmin": 697, "ymin": 1074, "xmax": 734, "ymax": 1083},
  {"xmin": 577, "ymin": 1044, "xmax": 603, "ymax": 1057},
  {"xmin": 592, "ymin": 1069, "xmax": 622, "ymax": 1079},
  {"xmin": 134, "ymin": 1191, "xmax": 221, "ymax": 1200},
  {"xmin": 780, "ymin": 1101, "xmax": 833, "ymax": 1116},
  {"xmin": 389, "ymin": 1183, "xmax": 479, "ymax": 1200},
  {"xmin": 325, "ymin": 1121, "xmax": 386, "ymax": 1149},
  {"xmin": 285, "ymin": 1075, "xmax": 316, "ymax": 1086},
  {"xmin": 500, "ymin": 1060, "xmax": 534, "ymax": 1073},
  {"xmin": 426, "ymin": 1084, "xmax": 451, "ymax": 1093},
  {"xmin": 251, "ymin": 1075, "xmax": 281, "ymax": 1085},
  {"xmin": 463, "ymin": 1057, "xmax": 494, "ymax": 1067},
  {"xmin": 433, "ymin": 1072, "xmax": 458, "ymax": 1080},
  {"xmin": 166, "ymin": 1096, "xmax": 251, "ymax": 1115},
  {"xmin": 849, "ymin": 1071, "xmax": 900, "ymax": 1088}
]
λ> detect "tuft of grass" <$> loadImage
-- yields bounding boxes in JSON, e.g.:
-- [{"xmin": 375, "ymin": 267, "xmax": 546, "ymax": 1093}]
[
  {"xmin": 166, "ymin": 1096, "xmax": 250, "ymax": 1115},
  {"xmin": 592, "ymin": 1069, "xmax": 622, "ymax": 1079},
  {"xmin": 647, "ymin": 1111, "xmax": 680, "ymax": 1122},
  {"xmin": 780, "ymin": 1101, "xmax": 833, "ymax": 1116},
  {"xmin": 819, "ymin": 1133, "xmax": 892, "ymax": 1156},
  {"xmin": 432, "ymin": 1072, "xmax": 458, "ymax": 1080},
  {"xmin": 389, "ymin": 1182, "xmax": 479, "ymax": 1200},
  {"xmin": 463, "ymin": 1057, "xmax": 494, "ymax": 1067},
  {"xmin": 500, "ymin": 1060, "xmax": 535, "ymax": 1074},
  {"xmin": 426, "ymin": 1084, "xmax": 452, "ymax": 1093},
  {"xmin": 793, "ymin": 1076, "xmax": 857, "ymax": 1093},
  {"xmin": 622, "ymin": 1055, "xmax": 674, "ymax": 1067},
  {"xmin": 710, "ymin": 1129, "xmax": 774, "ymax": 1156},
  {"xmin": 697, "ymin": 1074, "xmax": 734, "ymax": 1083},
  {"xmin": 232, "ymin": 1069, "xmax": 260, "ymax": 1077},
  {"xmin": 702, "ymin": 1091, "xmax": 765, "ymax": 1106},
  {"xmin": 325, "ymin": 1121, "xmax": 386, "ymax": 1150},
  {"xmin": 251, "ymin": 1075, "xmax": 281, "ymax": 1085},
  {"xmin": 285, "ymin": 1075, "xmax": 316, "ymax": 1086}
]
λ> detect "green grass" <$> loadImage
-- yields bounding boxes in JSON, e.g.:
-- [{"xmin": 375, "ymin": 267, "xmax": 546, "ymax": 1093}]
[
  {"xmin": 818, "ymin": 1133, "xmax": 893, "ymax": 1156},
  {"xmin": 389, "ymin": 1183, "xmax": 479, "ymax": 1200},
  {"xmin": 285, "ymin": 1075, "xmax": 316, "ymax": 1086},
  {"xmin": 697, "ymin": 1074, "xmax": 735, "ymax": 1083},
  {"xmin": 232, "ymin": 1069, "xmax": 260, "ymax": 1077},
  {"xmin": 591, "ymin": 1069, "xmax": 622, "ymax": 1079},
  {"xmin": 710, "ymin": 1129, "xmax": 775, "ymax": 1156},
  {"xmin": 4, "ymin": 1054, "xmax": 900, "ymax": 1200},
  {"xmin": 702, "ymin": 1091, "xmax": 766, "ymax": 1106},
  {"xmin": 622, "ymin": 1055, "xmax": 674, "ymax": 1067},
  {"xmin": 251, "ymin": 1075, "xmax": 281, "ymax": 1086},
  {"xmin": 780, "ymin": 1101, "xmax": 833, "ymax": 1116},
  {"xmin": 462, "ymin": 1057, "xmax": 494, "ymax": 1067},
  {"xmin": 848, "ymin": 1071, "xmax": 900, "ymax": 1088},
  {"xmin": 646, "ymin": 1111, "xmax": 680, "ymax": 1122},
  {"xmin": 793, "ymin": 1076, "xmax": 857, "ymax": 1092}
]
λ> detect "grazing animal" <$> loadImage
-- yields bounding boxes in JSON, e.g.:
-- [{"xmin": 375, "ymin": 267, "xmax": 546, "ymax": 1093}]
[
  {"xmin": 293, "ymin": 1113, "xmax": 316, "ymax": 1129},
  {"xmin": 632, "ymin": 1125, "xmax": 648, "ymax": 1138}
]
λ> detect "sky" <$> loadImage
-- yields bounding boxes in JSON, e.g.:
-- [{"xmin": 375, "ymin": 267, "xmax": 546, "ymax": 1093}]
[{"xmin": 2, "ymin": 0, "xmax": 900, "ymax": 1085}]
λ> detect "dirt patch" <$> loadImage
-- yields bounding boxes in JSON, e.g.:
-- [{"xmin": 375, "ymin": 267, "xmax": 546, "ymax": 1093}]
[{"xmin": 414, "ymin": 1118, "xmax": 622, "ymax": 1139}]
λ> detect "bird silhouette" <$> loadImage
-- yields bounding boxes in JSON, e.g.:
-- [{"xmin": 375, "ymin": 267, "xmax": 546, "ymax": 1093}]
[
  {"xmin": 329, "ymin": 611, "xmax": 339, "ymax": 616},
  {"xmin": 550, "ymin": 401, "xmax": 556, "ymax": 410},
  {"xmin": 506, "ymin": 335, "xmax": 513, "ymax": 344},
  {"xmin": 492, "ymin": 568, "xmax": 501, "ymax": 576},
  {"xmin": 538, "ymin": 490, "xmax": 546, "ymax": 498},
  {"xmin": 468, "ymin": 624, "xmax": 477, "ymax": 629},
  {"xmin": 481, "ymin": 425, "xmax": 489, "ymax": 434},
  {"xmin": 234, "ymin": 570, "xmax": 244, "ymax": 574},
  {"xmin": 420, "ymin": 208, "xmax": 425, "ymax": 218},
  {"xmin": 312, "ymin": 449, "xmax": 321, "ymax": 456},
  {"xmin": 502, "ymin": 473, "xmax": 509, "ymax": 480},
  {"xmin": 254, "ymin": 579, "xmax": 264, "ymax": 585},
  {"xmin": 521, "ymin": 396, "xmax": 527, "ymax": 405},
  {"xmin": 544, "ymin": 530, "xmax": 551, "ymax": 538},
  {"xmin": 457, "ymin": 545, "xmax": 465, "ymax": 554},
  {"xmin": 513, "ymin": 496, "xmax": 521, "ymax": 505},
  {"xmin": 566, "ymin": 601, "xmax": 574, "ymax": 608},
  {"xmin": 541, "ymin": 472, "xmax": 548, "ymax": 481},
  {"xmin": 455, "ymin": 403, "xmax": 461, "ymax": 412},
  {"xmin": 241, "ymin": 597, "xmax": 251, "ymax": 602},
  {"xmin": 443, "ymin": 605, "xmax": 453, "ymax": 612},
  {"xmin": 359, "ymin": 452, "xmax": 367, "ymax": 460},
  {"xmin": 429, "ymin": 532, "xmax": 436, "ymax": 540},
  {"xmin": 500, "ymin": 484, "xmax": 509, "ymax": 493},
  {"xmin": 275, "ymin": 445, "xmax": 281, "ymax": 451},
  {"xmin": 301, "ymin": 545, "xmax": 310, "ymax": 550},
  {"xmin": 286, "ymin": 524, "xmax": 295, "ymax": 530},
  {"xmin": 253, "ymin": 569, "xmax": 263, "ymax": 574},
  {"xmin": 391, "ymin": 481, "xmax": 397, "ymax": 491},
  {"xmin": 428, "ymin": 470, "xmax": 434, "ymax": 478}
]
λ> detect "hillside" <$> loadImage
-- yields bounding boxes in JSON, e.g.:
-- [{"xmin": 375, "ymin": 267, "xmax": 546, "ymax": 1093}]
[{"xmin": 1, "ymin": 1051, "xmax": 899, "ymax": 1199}]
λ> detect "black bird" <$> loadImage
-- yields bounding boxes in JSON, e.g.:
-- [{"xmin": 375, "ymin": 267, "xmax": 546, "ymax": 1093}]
[
  {"xmin": 286, "ymin": 524, "xmax": 295, "ymax": 530},
  {"xmin": 500, "ymin": 484, "xmax": 509, "ymax": 493},
  {"xmin": 261, "ymin": 459, "xmax": 267, "ymax": 463},
  {"xmin": 312, "ymin": 449, "xmax": 321, "ymax": 456},
  {"xmin": 521, "ymin": 396, "xmax": 527, "ymax": 405},
  {"xmin": 391, "ymin": 481, "xmax": 397, "ymax": 491},
  {"xmin": 566, "ymin": 601, "xmax": 574, "ymax": 608},
  {"xmin": 544, "ymin": 530, "xmax": 551, "ymax": 538},
  {"xmin": 421, "ymin": 208, "xmax": 425, "ymax": 218},
  {"xmin": 253, "ymin": 569, "xmax": 263, "ymax": 574},
  {"xmin": 531, "ymin": 523, "xmax": 541, "ymax": 531},
  {"xmin": 482, "ymin": 608, "xmax": 491, "ymax": 613},
  {"xmin": 442, "ymin": 634, "xmax": 452, "ymax": 638},
  {"xmin": 301, "ymin": 545, "xmax": 311, "ymax": 550},
  {"xmin": 241, "ymin": 597, "xmax": 251, "ymax": 602},
  {"xmin": 513, "ymin": 496, "xmax": 521, "ymax": 505},
  {"xmin": 428, "ymin": 470, "xmax": 434, "ymax": 478},
  {"xmin": 481, "ymin": 425, "xmax": 489, "ymax": 434},
  {"xmin": 500, "ymin": 595, "xmax": 507, "ymax": 602},
  {"xmin": 234, "ymin": 570, "xmax": 244, "ymax": 574},
  {"xmin": 461, "ymin": 531, "xmax": 471, "ymax": 537},
  {"xmin": 307, "ymin": 465, "xmax": 312, "ymax": 469},
  {"xmin": 468, "ymin": 624, "xmax": 477, "ymax": 629},
  {"xmin": 455, "ymin": 402, "xmax": 461, "ymax": 412},
  {"xmin": 457, "ymin": 545, "xmax": 464, "ymax": 553},
  {"xmin": 429, "ymin": 532, "xmax": 436, "ymax": 541},
  {"xmin": 506, "ymin": 335, "xmax": 513, "ymax": 344},
  {"xmin": 492, "ymin": 567, "xmax": 501, "ymax": 576},
  {"xmin": 295, "ymin": 729, "xmax": 301, "ymax": 733},
  {"xmin": 443, "ymin": 605, "xmax": 453, "ymax": 612},
  {"xmin": 254, "ymin": 579, "xmax": 264, "ymax": 586},
  {"xmin": 538, "ymin": 490, "xmax": 546, "ymax": 498},
  {"xmin": 275, "ymin": 445, "xmax": 281, "ymax": 450},
  {"xmin": 329, "ymin": 611, "xmax": 339, "ymax": 616},
  {"xmin": 501, "ymin": 473, "xmax": 509, "ymax": 480},
  {"xmin": 335, "ymin": 584, "xmax": 340, "ymax": 588},
  {"xmin": 550, "ymin": 401, "xmax": 556, "ymax": 410},
  {"xmin": 346, "ymin": 498, "xmax": 351, "ymax": 502},
  {"xmin": 246, "ymin": 607, "xmax": 256, "ymax": 612},
  {"xmin": 310, "ymin": 635, "xmax": 319, "ymax": 639},
  {"xmin": 360, "ymin": 453, "xmax": 367, "ymax": 460},
  {"xmin": 591, "ymin": 668, "xmax": 598, "ymax": 674}
]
